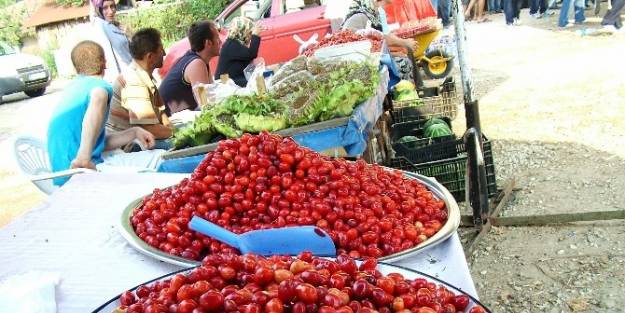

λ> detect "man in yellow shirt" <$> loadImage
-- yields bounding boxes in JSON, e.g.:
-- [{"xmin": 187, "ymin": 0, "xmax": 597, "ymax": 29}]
[{"xmin": 107, "ymin": 28, "xmax": 172, "ymax": 150}]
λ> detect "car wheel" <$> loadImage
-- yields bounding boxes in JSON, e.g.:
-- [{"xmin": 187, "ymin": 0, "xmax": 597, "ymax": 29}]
[{"xmin": 25, "ymin": 88, "xmax": 46, "ymax": 98}]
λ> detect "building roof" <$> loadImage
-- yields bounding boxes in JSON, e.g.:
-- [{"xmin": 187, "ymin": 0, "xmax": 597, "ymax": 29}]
[{"xmin": 23, "ymin": 3, "xmax": 89, "ymax": 28}]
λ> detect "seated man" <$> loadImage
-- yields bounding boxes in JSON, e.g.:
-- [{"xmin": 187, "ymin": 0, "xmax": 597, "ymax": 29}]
[
  {"xmin": 47, "ymin": 40, "xmax": 156, "ymax": 185},
  {"xmin": 159, "ymin": 21, "xmax": 222, "ymax": 115},
  {"xmin": 107, "ymin": 28, "xmax": 173, "ymax": 150}
]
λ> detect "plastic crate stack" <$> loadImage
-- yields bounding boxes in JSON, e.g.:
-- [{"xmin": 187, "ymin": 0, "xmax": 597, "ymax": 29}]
[{"xmin": 387, "ymin": 78, "xmax": 497, "ymax": 202}]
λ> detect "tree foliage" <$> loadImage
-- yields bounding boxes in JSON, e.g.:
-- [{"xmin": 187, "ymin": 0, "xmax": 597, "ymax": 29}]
[{"xmin": 118, "ymin": 0, "xmax": 230, "ymax": 48}]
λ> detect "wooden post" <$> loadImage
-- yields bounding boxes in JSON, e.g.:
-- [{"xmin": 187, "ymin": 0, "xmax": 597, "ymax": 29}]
[{"xmin": 256, "ymin": 75, "xmax": 267, "ymax": 95}]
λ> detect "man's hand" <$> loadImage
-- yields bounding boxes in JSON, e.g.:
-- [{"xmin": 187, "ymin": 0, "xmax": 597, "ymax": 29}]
[
  {"xmin": 134, "ymin": 127, "xmax": 156, "ymax": 149},
  {"xmin": 402, "ymin": 38, "xmax": 419, "ymax": 52},
  {"xmin": 70, "ymin": 157, "xmax": 97, "ymax": 170}
]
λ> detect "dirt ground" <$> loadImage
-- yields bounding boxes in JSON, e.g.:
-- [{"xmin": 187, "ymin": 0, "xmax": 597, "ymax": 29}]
[
  {"xmin": 1, "ymin": 7, "xmax": 624, "ymax": 312},
  {"xmin": 451, "ymin": 8, "xmax": 625, "ymax": 313}
]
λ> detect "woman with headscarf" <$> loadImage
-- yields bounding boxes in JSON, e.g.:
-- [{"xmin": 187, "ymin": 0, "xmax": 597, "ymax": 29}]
[
  {"xmin": 214, "ymin": 17, "xmax": 262, "ymax": 87},
  {"xmin": 91, "ymin": 0, "xmax": 132, "ymax": 83},
  {"xmin": 342, "ymin": 0, "xmax": 418, "ymax": 81}
]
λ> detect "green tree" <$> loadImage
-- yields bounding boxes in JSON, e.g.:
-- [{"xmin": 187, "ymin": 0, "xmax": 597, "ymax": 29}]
[
  {"xmin": 0, "ymin": 4, "xmax": 28, "ymax": 46},
  {"xmin": 53, "ymin": 0, "xmax": 86, "ymax": 7},
  {"xmin": 118, "ymin": 0, "xmax": 229, "ymax": 48},
  {"xmin": 0, "ymin": 0, "xmax": 15, "ymax": 9}
]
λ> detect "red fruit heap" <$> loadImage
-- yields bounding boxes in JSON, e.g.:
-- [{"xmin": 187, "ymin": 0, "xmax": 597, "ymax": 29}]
[
  {"xmin": 302, "ymin": 30, "xmax": 383, "ymax": 57},
  {"xmin": 118, "ymin": 253, "xmax": 486, "ymax": 313},
  {"xmin": 131, "ymin": 132, "xmax": 448, "ymax": 261}
]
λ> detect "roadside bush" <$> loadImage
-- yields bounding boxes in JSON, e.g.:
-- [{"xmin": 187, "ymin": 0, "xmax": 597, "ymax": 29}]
[
  {"xmin": 118, "ymin": 0, "xmax": 229, "ymax": 48},
  {"xmin": 41, "ymin": 48, "xmax": 58, "ymax": 78},
  {"xmin": 53, "ymin": 0, "xmax": 86, "ymax": 7}
]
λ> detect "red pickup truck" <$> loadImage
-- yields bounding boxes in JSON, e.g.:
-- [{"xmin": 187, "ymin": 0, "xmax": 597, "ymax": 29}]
[{"xmin": 159, "ymin": 0, "xmax": 333, "ymax": 78}]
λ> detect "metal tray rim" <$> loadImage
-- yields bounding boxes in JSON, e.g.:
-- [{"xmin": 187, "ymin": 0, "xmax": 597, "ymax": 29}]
[
  {"xmin": 92, "ymin": 261, "xmax": 490, "ymax": 313},
  {"xmin": 119, "ymin": 171, "xmax": 460, "ymax": 267}
]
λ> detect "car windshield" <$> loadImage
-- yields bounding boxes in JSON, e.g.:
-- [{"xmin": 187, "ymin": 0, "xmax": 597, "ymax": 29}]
[{"xmin": 0, "ymin": 42, "xmax": 16, "ymax": 56}]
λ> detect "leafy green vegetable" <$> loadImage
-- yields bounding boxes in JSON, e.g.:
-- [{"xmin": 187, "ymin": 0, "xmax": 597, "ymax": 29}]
[
  {"xmin": 234, "ymin": 112, "xmax": 287, "ymax": 132},
  {"xmin": 172, "ymin": 110, "xmax": 215, "ymax": 149},
  {"xmin": 396, "ymin": 90, "xmax": 420, "ymax": 102}
]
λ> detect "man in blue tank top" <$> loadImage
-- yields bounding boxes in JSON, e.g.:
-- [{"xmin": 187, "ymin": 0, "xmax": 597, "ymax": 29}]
[
  {"xmin": 47, "ymin": 41, "xmax": 156, "ymax": 185},
  {"xmin": 159, "ymin": 21, "xmax": 222, "ymax": 115}
]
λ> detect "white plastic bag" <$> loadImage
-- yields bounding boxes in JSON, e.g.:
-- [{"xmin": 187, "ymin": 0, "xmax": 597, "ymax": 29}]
[
  {"xmin": 293, "ymin": 33, "xmax": 319, "ymax": 55},
  {"xmin": 244, "ymin": 58, "xmax": 267, "ymax": 94},
  {"xmin": 192, "ymin": 79, "xmax": 247, "ymax": 109}
]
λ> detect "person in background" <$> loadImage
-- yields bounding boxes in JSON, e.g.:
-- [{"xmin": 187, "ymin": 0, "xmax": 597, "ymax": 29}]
[
  {"xmin": 214, "ymin": 17, "xmax": 262, "ymax": 87},
  {"xmin": 465, "ymin": 0, "xmax": 488, "ymax": 22},
  {"xmin": 91, "ymin": 0, "xmax": 132, "ymax": 83},
  {"xmin": 488, "ymin": 0, "xmax": 502, "ymax": 13},
  {"xmin": 503, "ymin": 0, "xmax": 522, "ymax": 25},
  {"xmin": 343, "ymin": 0, "xmax": 417, "ymax": 52},
  {"xmin": 529, "ymin": 0, "xmax": 548, "ymax": 17},
  {"xmin": 343, "ymin": 0, "xmax": 418, "ymax": 81},
  {"xmin": 558, "ymin": 0, "xmax": 585, "ymax": 27},
  {"xmin": 600, "ymin": 0, "xmax": 623, "ymax": 32},
  {"xmin": 47, "ymin": 41, "xmax": 155, "ymax": 185},
  {"xmin": 107, "ymin": 28, "xmax": 173, "ymax": 150},
  {"xmin": 159, "ymin": 21, "xmax": 222, "ymax": 115},
  {"xmin": 439, "ymin": 0, "xmax": 452, "ymax": 27}
]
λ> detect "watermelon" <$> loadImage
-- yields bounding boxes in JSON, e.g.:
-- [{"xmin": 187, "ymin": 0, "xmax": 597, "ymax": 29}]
[
  {"xmin": 423, "ymin": 118, "xmax": 448, "ymax": 130},
  {"xmin": 424, "ymin": 123, "xmax": 453, "ymax": 138},
  {"xmin": 397, "ymin": 136, "xmax": 419, "ymax": 143}
]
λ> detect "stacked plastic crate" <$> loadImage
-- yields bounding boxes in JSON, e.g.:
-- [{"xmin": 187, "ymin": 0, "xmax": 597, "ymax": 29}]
[{"xmin": 387, "ymin": 78, "xmax": 497, "ymax": 201}]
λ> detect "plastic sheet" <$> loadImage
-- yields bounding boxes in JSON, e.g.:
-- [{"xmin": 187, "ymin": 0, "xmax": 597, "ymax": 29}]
[{"xmin": 384, "ymin": 0, "xmax": 438, "ymax": 25}]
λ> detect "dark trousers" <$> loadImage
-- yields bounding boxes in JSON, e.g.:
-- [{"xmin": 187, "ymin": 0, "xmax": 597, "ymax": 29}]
[
  {"xmin": 504, "ymin": 0, "xmax": 522, "ymax": 23},
  {"xmin": 602, "ymin": 0, "xmax": 624, "ymax": 28},
  {"xmin": 530, "ymin": 0, "xmax": 548, "ymax": 13},
  {"xmin": 438, "ymin": 0, "xmax": 452, "ymax": 26}
]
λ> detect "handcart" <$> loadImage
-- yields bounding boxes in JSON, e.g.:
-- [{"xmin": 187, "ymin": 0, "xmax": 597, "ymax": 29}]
[{"xmin": 394, "ymin": 25, "xmax": 455, "ymax": 79}]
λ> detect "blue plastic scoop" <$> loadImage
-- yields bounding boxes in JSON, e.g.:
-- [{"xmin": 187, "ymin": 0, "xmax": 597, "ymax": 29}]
[{"xmin": 189, "ymin": 216, "xmax": 336, "ymax": 257}]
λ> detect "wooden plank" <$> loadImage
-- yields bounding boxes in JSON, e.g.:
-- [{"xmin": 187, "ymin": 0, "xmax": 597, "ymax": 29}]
[
  {"xmin": 490, "ymin": 210, "xmax": 625, "ymax": 227},
  {"xmin": 462, "ymin": 178, "xmax": 515, "ymax": 255},
  {"xmin": 460, "ymin": 178, "xmax": 515, "ymax": 227},
  {"xmin": 490, "ymin": 178, "xmax": 515, "ymax": 218},
  {"xmin": 464, "ymin": 219, "xmax": 491, "ymax": 256},
  {"xmin": 460, "ymin": 215, "xmax": 473, "ymax": 226}
]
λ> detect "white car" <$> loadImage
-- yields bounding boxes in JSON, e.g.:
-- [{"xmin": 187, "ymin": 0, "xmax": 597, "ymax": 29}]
[{"xmin": 0, "ymin": 41, "xmax": 51, "ymax": 103}]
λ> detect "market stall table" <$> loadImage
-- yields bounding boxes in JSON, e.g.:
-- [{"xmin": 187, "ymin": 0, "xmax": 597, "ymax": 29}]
[
  {"xmin": 0, "ymin": 172, "xmax": 478, "ymax": 312},
  {"xmin": 159, "ymin": 67, "xmax": 390, "ymax": 165}
]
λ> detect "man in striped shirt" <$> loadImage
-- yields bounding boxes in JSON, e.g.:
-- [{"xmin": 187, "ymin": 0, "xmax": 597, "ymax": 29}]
[{"xmin": 107, "ymin": 28, "xmax": 173, "ymax": 150}]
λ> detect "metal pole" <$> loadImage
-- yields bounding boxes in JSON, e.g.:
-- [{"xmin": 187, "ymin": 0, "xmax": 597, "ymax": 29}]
[
  {"xmin": 452, "ymin": 0, "xmax": 483, "ymax": 135},
  {"xmin": 452, "ymin": 0, "xmax": 490, "ymax": 226}
]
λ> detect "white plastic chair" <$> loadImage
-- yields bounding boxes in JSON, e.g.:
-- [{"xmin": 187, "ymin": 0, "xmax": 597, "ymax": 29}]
[{"xmin": 13, "ymin": 136, "xmax": 91, "ymax": 195}]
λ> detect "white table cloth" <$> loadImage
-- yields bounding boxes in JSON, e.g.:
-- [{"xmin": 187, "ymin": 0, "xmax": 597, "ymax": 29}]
[{"xmin": 0, "ymin": 173, "xmax": 477, "ymax": 312}]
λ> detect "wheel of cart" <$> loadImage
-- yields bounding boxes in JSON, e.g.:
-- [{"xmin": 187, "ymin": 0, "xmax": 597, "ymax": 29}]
[
  {"xmin": 394, "ymin": 26, "xmax": 455, "ymax": 80},
  {"xmin": 414, "ymin": 29, "xmax": 454, "ymax": 79}
]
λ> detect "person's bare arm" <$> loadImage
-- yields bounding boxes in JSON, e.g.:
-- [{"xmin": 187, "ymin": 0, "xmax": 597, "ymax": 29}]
[
  {"xmin": 385, "ymin": 33, "xmax": 418, "ymax": 51},
  {"xmin": 71, "ymin": 87, "xmax": 109, "ymax": 170},
  {"xmin": 140, "ymin": 123, "xmax": 173, "ymax": 139},
  {"xmin": 105, "ymin": 127, "xmax": 155, "ymax": 151},
  {"xmin": 184, "ymin": 58, "xmax": 212, "ymax": 86},
  {"xmin": 184, "ymin": 58, "xmax": 212, "ymax": 107}
]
